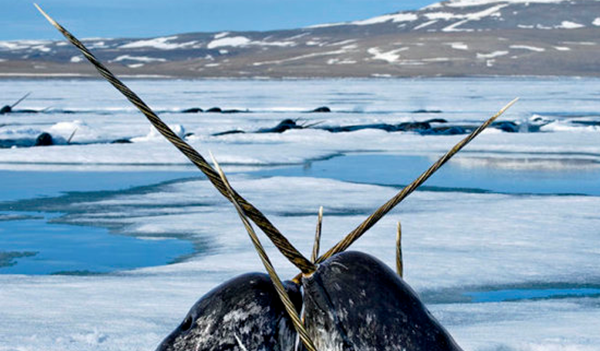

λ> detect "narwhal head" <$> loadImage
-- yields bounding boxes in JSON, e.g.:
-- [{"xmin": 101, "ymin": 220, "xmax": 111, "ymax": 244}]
[
  {"xmin": 302, "ymin": 251, "xmax": 463, "ymax": 351},
  {"xmin": 156, "ymin": 273, "xmax": 302, "ymax": 351}
]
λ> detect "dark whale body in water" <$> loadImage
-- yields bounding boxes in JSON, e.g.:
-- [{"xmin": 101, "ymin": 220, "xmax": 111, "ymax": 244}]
[
  {"xmin": 34, "ymin": 132, "xmax": 54, "ymax": 146},
  {"xmin": 0, "ymin": 105, "xmax": 11, "ymax": 114},
  {"xmin": 302, "ymin": 251, "xmax": 463, "ymax": 351},
  {"xmin": 156, "ymin": 273, "xmax": 302, "ymax": 351}
]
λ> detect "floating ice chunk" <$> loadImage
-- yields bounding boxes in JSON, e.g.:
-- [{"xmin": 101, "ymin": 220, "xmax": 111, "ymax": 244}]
[
  {"xmin": 541, "ymin": 121, "xmax": 599, "ymax": 133},
  {"xmin": 48, "ymin": 120, "xmax": 99, "ymax": 142},
  {"xmin": 131, "ymin": 124, "xmax": 186, "ymax": 143},
  {"xmin": 594, "ymin": 18, "xmax": 600, "ymax": 26}
]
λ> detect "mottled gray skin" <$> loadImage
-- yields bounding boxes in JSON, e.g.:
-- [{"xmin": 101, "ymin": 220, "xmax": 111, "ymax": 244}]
[
  {"xmin": 156, "ymin": 273, "xmax": 302, "ymax": 351},
  {"xmin": 302, "ymin": 251, "xmax": 463, "ymax": 351}
]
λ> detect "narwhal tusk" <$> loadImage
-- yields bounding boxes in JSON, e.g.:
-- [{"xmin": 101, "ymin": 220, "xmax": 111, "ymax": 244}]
[
  {"xmin": 313, "ymin": 98, "xmax": 518, "ymax": 265},
  {"xmin": 396, "ymin": 221, "xmax": 403, "ymax": 278},
  {"xmin": 311, "ymin": 206, "xmax": 324, "ymax": 263},
  {"xmin": 10, "ymin": 92, "xmax": 31, "ymax": 109},
  {"xmin": 210, "ymin": 152, "xmax": 318, "ymax": 351},
  {"xmin": 34, "ymin": 3, "xmax": 315, "ymax": 274}
]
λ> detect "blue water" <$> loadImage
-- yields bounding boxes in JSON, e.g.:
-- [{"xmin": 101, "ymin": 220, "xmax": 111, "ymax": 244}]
[
  {"xmin": 0, "ymin": 170, "xmax": 198, "ymax": 275},
  {"xmin": 255, "ymin": 154, "xmax": 600, "ymax": 196},
  {"xmin": 465, "ymin": 288, "xmax": 600, "ymax": 303},
  {"xmin": 0, "ymin": 213, "xmax": 192, "ymax": 275},
  {"xmin": 3, "ymin": 152, "xmax": 599, "ymax": 275},
  {"xmin": 0, "ymin": 170, "xmax": 197, "ymax": 202}
]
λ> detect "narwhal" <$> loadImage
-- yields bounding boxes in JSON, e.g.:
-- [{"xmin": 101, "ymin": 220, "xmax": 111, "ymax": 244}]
[
  {"xmin": 0, "ymin": 92, "xmax": 31, "ymax": 114},
  {"xmin": 35, "ymin": 5, "xmax": 517, "ymax": 350}
]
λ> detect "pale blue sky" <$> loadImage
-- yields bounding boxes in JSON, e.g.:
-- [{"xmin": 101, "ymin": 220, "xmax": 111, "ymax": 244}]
[{"xmin": 3, "ymin": 0, "xmax": 437, "ymax": 40}]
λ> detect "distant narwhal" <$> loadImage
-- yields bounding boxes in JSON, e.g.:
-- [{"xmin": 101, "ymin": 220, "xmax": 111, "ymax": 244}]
[{"xmin": 0, "ymin": 92, "xmax": 31, "ymax": 114}]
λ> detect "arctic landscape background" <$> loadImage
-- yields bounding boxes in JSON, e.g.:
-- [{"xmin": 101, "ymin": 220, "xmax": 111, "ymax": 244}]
[
  {"xmin": 1, "ymin": 0, "xmax": 600, "ymax": 350},
  {"xmin": 2, "ymin": 0, "xmax": 600, "ymax": 77}
]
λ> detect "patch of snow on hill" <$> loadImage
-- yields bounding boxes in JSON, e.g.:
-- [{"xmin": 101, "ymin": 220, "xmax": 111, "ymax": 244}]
[
  {"xmin": 350, "ymin": 13, "xmax": 419, "ymax": 26},
  {"xmin": 207, "ymin": 36, "xmax": 251, "ymax": 49},
  {"xmin": 252, "ymin": 49, "xmax": 349, "ymax": 66},
  {"xmin": 425, "ymin": 12, "xmax": 457, "ymax": 20},
  {"xmin": 477, "ymin": 50, "xmax": 508, "ymax": 58},
  {"xmin": 437, "ymin": 4, "xmax": 507, "ymax": 31},
  {"xmin": 214, "ymin": 32, "xmax": 230, "ymax": 39},
  {"xmin": 112, "ymin": 55, "xmax": 167, "ymax": 63},
  {"xmin": 556, "ymin": 21, "xmax": 585, "ymax": 29},
  {"xmin": 413, "ymin": 20, "xmax": 439, "ymax": 30},
  {"xmin": 446, "ymin": 0, "xmax": 567, "ymax": 7},
  {"xmin": 120, "ymin": 36, "xmax": 196, "ymax": 50},
  {"xmin": 251, "ymin": 40, "xmax": 296, "ymax": 47},
  {"xmin": 510, "ymin": 45, "xmax": 545, "ymax": 52},
  {"xmin": 0, "ymin": 41, "xmax": 31, "ymax": 51},
  {"xmin": 448, "ymin": 42, "xmax": 469, "ymax": 50},
  {"xmin": 207, "ymin": 36, "xmax": 295, "ymax": 49},
  {"xmin": 594, "ymin": 18, "xmax": 600, "ymax": 26},
  {"xmin": 86, "ymin": 41, "xmax": 109, "ymax": 49},
  {"xmin": 367, "ymin": 47, "xmax": 409, "ymax": 63}
]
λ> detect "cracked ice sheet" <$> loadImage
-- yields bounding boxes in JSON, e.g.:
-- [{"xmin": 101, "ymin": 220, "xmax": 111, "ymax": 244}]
[{"xmin": 1, "ymin": 175, "xmax": 600, "ymax": 350}]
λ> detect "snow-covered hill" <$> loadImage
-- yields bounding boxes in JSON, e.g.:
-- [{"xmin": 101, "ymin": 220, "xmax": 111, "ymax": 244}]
[{"xmin": 1, "ymin": 0, "xmax": 599, "ymax": 77}]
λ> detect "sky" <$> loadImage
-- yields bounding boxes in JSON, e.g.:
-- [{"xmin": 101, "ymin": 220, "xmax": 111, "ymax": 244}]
[{"xmin": 2, "ymin": 0, "xmax": 438, "ymax": 41}]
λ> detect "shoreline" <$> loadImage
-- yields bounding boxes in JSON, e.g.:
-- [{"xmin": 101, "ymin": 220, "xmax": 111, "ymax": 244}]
[{"xmin": 0, "ymin": 74, "xmax": 597, "ymax": 81}]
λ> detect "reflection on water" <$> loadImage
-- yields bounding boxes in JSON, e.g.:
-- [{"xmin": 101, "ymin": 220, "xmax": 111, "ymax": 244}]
[{"xmin": 254, "ymin": 154, "xmax": 600, "ymax": 196}]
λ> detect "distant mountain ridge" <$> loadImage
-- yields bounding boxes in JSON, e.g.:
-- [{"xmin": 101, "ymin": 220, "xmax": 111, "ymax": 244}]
[{"xmin": 1, "ymin": 0, "xmax": 599, "ymax": 77}]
